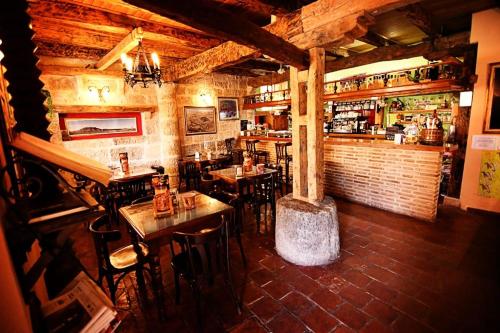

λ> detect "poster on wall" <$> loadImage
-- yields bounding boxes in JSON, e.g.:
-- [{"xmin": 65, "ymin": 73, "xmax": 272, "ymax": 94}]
[
  {"xmin": 184, "ymin": 106, "xmax": 217, "ymax": 135},
  {"xmin": 484, "ymin": 62, "xmax": 500, "ymax": 132},
  {"xmin": 478, "ymin": 151, "xmax": 500, "ymax": 199},
  {"xmin": 218, "ymin": 97, "xmax": 239, "ymax": 120},
  {"xmin": 59, "ymin": 112, "xmax": 142, "ymax": 141}
]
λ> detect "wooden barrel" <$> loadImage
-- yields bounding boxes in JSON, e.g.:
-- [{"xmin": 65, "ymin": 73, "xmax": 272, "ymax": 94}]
[{"xmin": 419, "ymin": 129, "xmax": 443, "ymax": 146}]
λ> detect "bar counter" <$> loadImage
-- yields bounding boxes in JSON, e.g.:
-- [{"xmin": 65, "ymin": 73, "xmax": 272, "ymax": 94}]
[{"xmin": 241, "ymin": 135, "xmax": 455, "ymax": 221}]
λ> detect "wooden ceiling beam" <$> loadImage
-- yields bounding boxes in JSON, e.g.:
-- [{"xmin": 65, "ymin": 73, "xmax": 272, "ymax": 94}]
[
  {"xmin": 95, "ymin": 27, "xmax": 143, "ymax": 70},
  {"xmin": 35, "ymin": 41, "xmax": 108, "ymax": 61},
  {"xmin": 358, "ymin": 30, "xmax": 399, "ymax": 47},
  {"xmin": 399, "ymin": 3, "xmax": 435, "ymax": 36},
  {"xmin": 123, "ymin": 0, "xmax": 310, "ymax": 70},
  {"xmin": 162, "ymin": 0, "xmax": 421, "ymax": 82},
  {"xmin": 27, "ymin": 0, "xmax": 222, "ymax": 49},
  {"xmin": 247, "ymin": 32, "xmax": 471, "ymax": 87}
]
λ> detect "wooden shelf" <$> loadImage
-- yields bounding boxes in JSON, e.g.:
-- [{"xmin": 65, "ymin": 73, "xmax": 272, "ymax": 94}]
[
  {"xmin": 323, "ymin": 80, "xmax": 463, "ymax": 101},
  {"xmin": 389, "ymin": 108, "xmax": 452, "ymax": 114},
  {"xmin": 242, "ymin": 99, "xmax": 291, "ymax": 110},
  {"xmin": 244, "ymin": 80, "xmax": 464, "ymax": 110}
]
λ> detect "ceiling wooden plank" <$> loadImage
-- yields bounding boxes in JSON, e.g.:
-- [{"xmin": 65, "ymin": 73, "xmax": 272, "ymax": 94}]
[
  {"xmin": 123, "ymin": 0, "xmax": 310, "ymax": 69},
  {"xmin": 35, "ymin": 41, "xmax": 108, "ymax": 60},
  {"xmin": 95, "ymin": 27, "xmax": 142, "ymax": 70},
  {"xmin": 400, "ymin": 3, "xmax": 434, "ymax": 36},
  {"xmin": 27, "ymin": 0, "xmax": 222, "ymax": 50}
]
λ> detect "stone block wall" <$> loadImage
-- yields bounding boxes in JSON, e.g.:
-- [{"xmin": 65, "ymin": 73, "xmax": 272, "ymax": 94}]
[
  {"xmin": 41, "ymin": 74, "xmax": 161, "ymax": 168},
  {"xmin": 175, "ymin": 73, "xmax": 248, "ymax": 156},
  {"xmin": 324, "ymin": 143, "xmax": 442, "ymax": 221}
]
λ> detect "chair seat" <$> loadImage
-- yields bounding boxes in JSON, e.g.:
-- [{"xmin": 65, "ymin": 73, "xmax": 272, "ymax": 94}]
[
  {"xmin": 171, "ymin": 247, "xmax": 202, "ymax": 279},
  {"xmin": 255, "ymin": 150, "xmax": 268, "ymax": 155},
  {"xmin": 109, "ymin": 243, "xmax": 149, "ymax": 270}
]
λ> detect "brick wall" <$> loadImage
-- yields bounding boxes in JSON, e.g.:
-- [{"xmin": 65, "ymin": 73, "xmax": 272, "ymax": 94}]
[{"xmin": 240, "ymin": 138, "xmax": 442, "ymax": 221}]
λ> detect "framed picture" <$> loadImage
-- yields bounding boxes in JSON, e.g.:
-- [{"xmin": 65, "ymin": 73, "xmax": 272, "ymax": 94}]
[
  {"xmin": 184, "ymin": 106, "xmax": 217, "ymax": 135},
  {"xmin": 218, "ymin": 97, "xmax": 239, "ymax": 120},
  {"xmin": 59, "ymin": 112, "xmax": 142, "ymax": 141},
  {"xmin": 485, "ymin": 62, "xmax": 500, "ymax": 133}
]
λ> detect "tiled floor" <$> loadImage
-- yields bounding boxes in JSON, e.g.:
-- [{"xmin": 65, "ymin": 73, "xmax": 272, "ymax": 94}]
[{"xmin": 74, "ymin": 198, "xmax": 500, "ymax": 332}]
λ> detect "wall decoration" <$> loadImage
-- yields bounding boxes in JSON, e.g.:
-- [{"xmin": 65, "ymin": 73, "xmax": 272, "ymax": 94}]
[
  {"xmin": 218, "ymin": 97, "xmax": 239, "ymax": 120},
  {"xmin": 484, "ymin": 62, "xmax": 500, "ymax": 132},
  {"xmin": 59, "ymin": 112, "xmax": 142, "ymax": 141},
  {"xmin": 184, "ymin": 106, "xmax": 217, "ymax": 135},
  {"xmin": 478, "ymin": 151, "xmax": 500, "ymax": 199}
]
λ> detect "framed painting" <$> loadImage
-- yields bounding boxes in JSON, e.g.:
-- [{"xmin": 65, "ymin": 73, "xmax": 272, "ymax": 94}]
[
  {"xmin": 485, "ymin": 62, "xmax": 500, "ymax": 133},
  {"xmin": 218, "ymin": 97, "xmax": 239, "ymax": 121},
  {"xmin": 59, "ymin": 112, "xmax": 142, "ymax": 141},
  {"xmin": 184, "ymin": 106, "xmax": 217, "ymax": 135}
]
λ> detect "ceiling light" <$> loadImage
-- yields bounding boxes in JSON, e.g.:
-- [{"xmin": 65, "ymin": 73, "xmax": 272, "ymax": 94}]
[{"xmin": 121, "ymin": 39, "xmax": 162, "ymax": 88}]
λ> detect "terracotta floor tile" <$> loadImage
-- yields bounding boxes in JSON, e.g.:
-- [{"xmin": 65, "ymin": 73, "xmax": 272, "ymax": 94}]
[
  {"xmin": 241, "ymin": 282, "xmax": 265, "ymax": 305},
  {"xmin": 249, "ymin": 268, "xmax": 275, "ymax": 286},
  {"xmin": 366, "ymin": 280, "xmax": 398, "ymax": 303},
  {"xmin": 262, "ymin": 280, "xmax": 293, "ymax": 300},
  {"xmin": 360, "ymin": 320, "xmax": 392, "ymax": 333},
  {"xmin": 310, "ymin": 288, "xmax": 343, "ymax": 314},
  {"xmin": 391, "ymin": 314, "xmax": 433, "ymax": 333},
  {"xmin": 289, "ymin": 274, "xmax": 322, "ymax": 296},
  {"xmin": 318, "ymin": 272, "xmax": 348, "ymax": 292},
  {"xmin": 332, "ymin": 325, "xmax": 356, "ymax": 333},
  {"xmin": 341, "ymin": 269, "xmax": 373, "ymax": 288},
  {"xmin": 267, "ymin": 310, "xmax": 308, "ymax": 333},
  {"xmin": 301, "ymin": 306, "xmax": 339, "ymax": 333},
  {"xmin": 248, "ymin": 296, "xmax": 283, "ymax": 323},
  {"xmin": 334, "ymin": 303, "xmax": 370, "ymax": 330},
  {"xmin": 392, "ymin": 293, "xmax": 429, "ymax": 320},
  {"xmin": 229, "ymin": 317, "xmax": 268, "ymax": 333},
  {"xmin": 260, "ymin": 255, "xmax": 288, "ymax": 272},
  {"xmin": 281, "ymin": 292, "xmax": 315, "ymax": 316},
  {"xmin": 363, "ymin": 299, "xmax": 399, "ymax": 325},
  {"xmin": 338, "ymin": 284, "xmax": 372, "ymax": 307}
]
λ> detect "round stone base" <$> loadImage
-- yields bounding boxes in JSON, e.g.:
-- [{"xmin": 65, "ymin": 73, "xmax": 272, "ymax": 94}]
[{"xmin": 275, "ymin": 194, "xmax": 340, "ymax": 266}]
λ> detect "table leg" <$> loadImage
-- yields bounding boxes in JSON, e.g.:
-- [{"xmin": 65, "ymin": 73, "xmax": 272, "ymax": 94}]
[{"xmin": 148, "ymin": 244, "xmax": 166, "ymax": 320}]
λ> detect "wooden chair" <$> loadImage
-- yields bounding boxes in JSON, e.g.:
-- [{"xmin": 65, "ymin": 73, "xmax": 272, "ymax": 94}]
[
  {"xmin": 251, "ymin": 173, "xmax": 276, "ymax": 233},
  {"xmin": 225, "ymin": 138, "xmax": 244, "ymax": 164},
  {"xmin": 89, "ymin": 215, "xmax": 151, "ymax": 304},
  {"xmin": 169, "ymin": 217, "xmax": 241, "ymax": 331},
  {"xmin": 185, "ymin": 161, "xmax": 201, "ymax": 191},
  {"xmin": 208, "ymin": 190, "xmax": 246, "ymax": 265},
  {"xmin": 131, "ymin": 195, "xmax": 154, "ymax": 205},
  {"xmin": 275, "ymin": 142, "xmax": 292, "ymax": 192},
  {"xmin": 245, "ymin": 139, "xmax": 269, "ymax": 164},
  {"xmin": 265, "ymin": 163, "xmax": 284, "ymax": 196}
]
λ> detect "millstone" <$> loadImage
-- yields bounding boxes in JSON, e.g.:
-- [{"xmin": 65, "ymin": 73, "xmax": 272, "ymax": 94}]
[{"xmin": 275, "ymin": 194, "xmax": 340, "ymax": 266}]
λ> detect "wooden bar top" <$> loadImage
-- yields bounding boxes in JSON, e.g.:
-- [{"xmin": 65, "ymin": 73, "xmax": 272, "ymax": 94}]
[{"xmin": 241, "ymin": 135, "xmax": 457, "ymax": 152}]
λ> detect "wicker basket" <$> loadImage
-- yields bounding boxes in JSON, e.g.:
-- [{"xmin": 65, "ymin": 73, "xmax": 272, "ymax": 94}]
[{"xmin": 419, "ymin": 129, "xmax": 443, "ymax": 146}]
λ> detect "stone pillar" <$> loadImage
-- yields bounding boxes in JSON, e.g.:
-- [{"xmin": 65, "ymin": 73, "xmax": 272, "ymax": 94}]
[{"xmin": 155, "ymin": 83, "xmax": 181, "ymax": 187}]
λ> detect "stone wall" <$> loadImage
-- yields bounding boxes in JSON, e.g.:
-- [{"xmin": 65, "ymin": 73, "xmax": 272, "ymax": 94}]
[
  {"xmin": 41, "ymin": 74, "xmax": 161, "ymax": 168},
  {"xmin": 175, "ymin": 73, "xmax": 249, "ymax": 156}
]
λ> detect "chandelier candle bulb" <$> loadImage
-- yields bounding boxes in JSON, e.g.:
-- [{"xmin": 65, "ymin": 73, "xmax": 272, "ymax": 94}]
[{"xmin": 151, "ymin": 52, "xmax": 160, "ymax": 69}]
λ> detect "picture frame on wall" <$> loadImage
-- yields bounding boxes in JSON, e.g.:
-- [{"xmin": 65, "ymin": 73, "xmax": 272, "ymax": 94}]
[
  {"xmin": 59, "ymin": 112, "xmax": 142, "ymax": 141},
  {"xmin": 485, "ymin": 62, "xmax": 500, "ymax": 133},
  {"xmin": 184, "ymin": 106, "xmax": 217, "ymax": 135},
  {"xmin": 218, "ymin": 97, "xmax": 239, "ymax": 121}
]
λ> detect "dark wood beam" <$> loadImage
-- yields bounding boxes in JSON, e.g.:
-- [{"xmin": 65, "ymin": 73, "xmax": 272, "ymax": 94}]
[
  {"xmin": 248, "ymin": 32, "xmax": 471, "ymax": 87},
  {"xmin": 123, "ymin": 0, "xmax": 310, "ymax": 70},
  {"xmin": 35, "ymin": 41, "xmax": 108, "ymax": 60},
  {"xmin": 28, "ymin": 0, "xmax": 222, "ymax": 49},
  {"xmin": 399, "ymin": 3, "xmax": 434, "ymax": 36}
]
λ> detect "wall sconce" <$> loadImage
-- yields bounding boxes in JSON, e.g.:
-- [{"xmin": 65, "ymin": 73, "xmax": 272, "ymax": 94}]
[
  {"xmin": 199, "ymin": 91, "xmax": 213, "ymax": 106},
  {"xmin": 88, "ymin": 86, "xmax": 110, "ymax": 103}
]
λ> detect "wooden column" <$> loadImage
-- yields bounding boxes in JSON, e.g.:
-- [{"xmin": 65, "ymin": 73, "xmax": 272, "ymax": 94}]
[{"xmin": 291, "ymin": 47, "xmax": 325, "ymax": 204}]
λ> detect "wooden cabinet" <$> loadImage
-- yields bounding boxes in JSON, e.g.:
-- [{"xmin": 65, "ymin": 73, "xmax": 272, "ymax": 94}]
[{"xmin": 271, "ymin": 115, "xmax": 289, "ymax": 130}]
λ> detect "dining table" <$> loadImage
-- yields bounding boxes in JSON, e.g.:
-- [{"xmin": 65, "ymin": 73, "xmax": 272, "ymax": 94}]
[
  {"xmin": 118, "ymin": 191, "xmax": 233, "ymax": 319},
  {"xmin": 209, "ymin": 166, "xmax": 278, "ymax": 227},
  {"xmin": 179, "ymin": 153, "xmax": 232, "ymax": 170}
]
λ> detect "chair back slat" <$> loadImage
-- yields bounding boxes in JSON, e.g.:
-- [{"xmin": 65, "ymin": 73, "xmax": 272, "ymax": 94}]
[{"xmin": 89, "ymin": 215, "xmax": 121, "ymax": 269}]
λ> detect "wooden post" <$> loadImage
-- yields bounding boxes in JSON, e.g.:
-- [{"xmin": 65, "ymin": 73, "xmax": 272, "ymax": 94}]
[{"xmin": 291, "ymin": 47, "xmax": 325, "ymax": 204}]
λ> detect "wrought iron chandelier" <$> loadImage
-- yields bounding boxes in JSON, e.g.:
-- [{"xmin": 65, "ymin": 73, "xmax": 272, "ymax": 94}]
[{"xmin": 120, "ymin": 40, "xmax": 162, "ymax": 88}]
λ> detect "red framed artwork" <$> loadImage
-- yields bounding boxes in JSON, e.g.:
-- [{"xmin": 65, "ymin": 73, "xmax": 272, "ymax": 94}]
[{"xmin": 59, "ymin": 112, "xmax": 142, "ymax": 141}]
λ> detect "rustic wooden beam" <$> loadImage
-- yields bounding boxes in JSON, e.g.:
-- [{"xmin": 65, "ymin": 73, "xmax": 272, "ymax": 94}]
[
  {"xmin": 123, "ymin": 0, "xmax": 310, "ymax": 70},
  {"xmin": 28, "ymin": 0, "xmax": 222, "ymax": 50},
  {"xmin": 248, "ymin": 32, "xmax": 471, "ymax": 87},
  {"xmin": 400, "ymin": 3, "xmax": 434, "ymax": 36},
  {"xmin": 95, "ymin": 27, "xmax": 142, "ymax": 70},
  {"xmin": 38, "ymin": 64, "xmax": 123, "ymax": 77},
  {"xmin": 35, "ymin": 41, "xmax": 108, "ymax": 60},
  {"xmin": 163, "ymin": 0, "xmax": 420, "ymax": 81}
]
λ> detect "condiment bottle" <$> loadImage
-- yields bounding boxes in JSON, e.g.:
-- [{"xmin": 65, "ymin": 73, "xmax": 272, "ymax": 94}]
[
  {"xmin": 153, "ymin": 175, "xmax": 172, "ymax": 214},
  {"xmin": 119, "ymin": 152, "xmax": 129, "ymax": 173}
]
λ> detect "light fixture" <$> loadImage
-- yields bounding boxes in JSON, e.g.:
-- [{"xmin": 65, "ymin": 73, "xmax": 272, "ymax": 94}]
[
  {"xmin": 120, "ymin": 39, "xmax": 161, "ymax": 88},
  {"xmin": 88, "ymin": 86, "xmax": 110, "ymax": 103},
  {"xmin": 459, "ymin": 90, "xmax": 473, "ymax": 107},
  {"xmin": 277, "ymin": 63, "xmax": 286, "ymax": 75}
]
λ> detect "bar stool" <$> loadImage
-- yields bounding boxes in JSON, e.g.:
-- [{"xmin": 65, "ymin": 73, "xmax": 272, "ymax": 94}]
[
  {"xmin": 245, "ymin": 139, "xmax": 269, "ymax": 164},
  {"xmin": 275, "ymin": 142, "xmax": 292, "ymax": 192}
]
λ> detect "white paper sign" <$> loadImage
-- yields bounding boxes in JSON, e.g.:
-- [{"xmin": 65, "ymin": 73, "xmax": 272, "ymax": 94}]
[{"xmin": 471, "ymin": 135, "xmax": 499, "ymax": 150}]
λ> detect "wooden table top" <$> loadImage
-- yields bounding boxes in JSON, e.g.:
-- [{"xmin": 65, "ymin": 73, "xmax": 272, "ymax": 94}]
[
  {"xmin": 119, "ymin": 191, "xmax": 232, "ymax": 242},
  {"xmin": 209, "ymin": 166, "xmax": 277, "ymax": 185}
]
